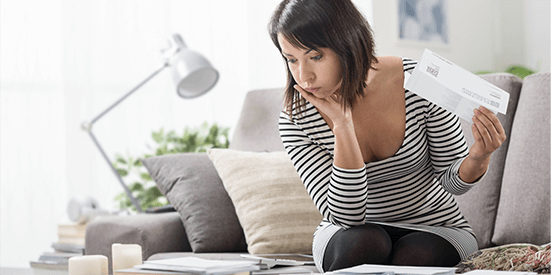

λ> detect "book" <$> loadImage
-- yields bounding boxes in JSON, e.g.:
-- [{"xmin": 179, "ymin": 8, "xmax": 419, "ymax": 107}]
[
  {"xmin": 30, "ymin": 250, "xmax": 79, "ymax": 273},
  {"xmin": 38, "ymin": 252, "xmax": 81, "ymax": 264},
  {"xmin": 31, "ymin": 269, "xmax": 68, "ymax": 275},
  {"xmin": 51, "ymin": 242, "xmax": 85, "ymax": 254},
  {"xmin": 57, "ymin": 223, "xmax": 87, "ymax": 237},
  {"xmin": 135, "ymin": 257, "xmax": 262, "ymax": 275},
  {"xmin": 57, "ymin": 234, "xmax": 85, "ymax": 245},
  {"xmin": 329, "ymin": 264, "xmax": 456, "ymax": 275},
  {"xmin": 115, "ymin": 267, "xmax": 252, "ymax": 275},
  {"xmin": 38, "ymin": 256, "xmax": 69, "ymax": 264},
  {"xmin": 239, "ymin": 254, "xmax": 314, "ymax": 268},
  {"xmin": 42, "ymin": 251, "xmax": 82, "ymax": 258},
  {"xmin": 30, "ymin": 260, "xmax": 68, "ymax": 270}
]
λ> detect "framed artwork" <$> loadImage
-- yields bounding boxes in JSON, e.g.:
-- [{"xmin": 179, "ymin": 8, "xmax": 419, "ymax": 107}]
[{"xmin": 397, "ymin": 0, "xmax": 449, "ymax": 46}]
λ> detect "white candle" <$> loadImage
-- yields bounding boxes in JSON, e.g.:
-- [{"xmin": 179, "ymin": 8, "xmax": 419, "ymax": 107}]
[
  {"xmin": 112, "ymin": 243, "xmax": 143, "ymax": 272},
  {"xmin": 68, "ymin": 255, "xmax": 108, "ymax": 275}
]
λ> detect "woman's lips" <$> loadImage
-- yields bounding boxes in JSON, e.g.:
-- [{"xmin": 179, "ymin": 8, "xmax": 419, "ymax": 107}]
[{"xmin": 305, "ymin": 87, "xmax": 320, "ymax": 93}]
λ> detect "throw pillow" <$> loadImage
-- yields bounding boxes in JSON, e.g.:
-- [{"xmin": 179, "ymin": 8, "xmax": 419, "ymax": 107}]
[
  {"xmin": 455, "ymin": 244, "xmax": 551, "ymax": 274},
  {"xmin": 492, "ymin": 73, "xmax": 551, "ymax": 246},
  {"xmin": 206, "ymin": 148, "xmax": 323, "ymax": 254},
  {"xmin": 455, "ymin": 73, "xmax": 523, "ymax": 249},
  {"xmin": 141, "ymin": 153, "xmax": 248, "ymax": 253}
]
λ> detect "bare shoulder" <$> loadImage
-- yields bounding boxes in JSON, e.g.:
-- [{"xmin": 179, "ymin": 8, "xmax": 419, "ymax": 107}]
[{"xmin": 368, "ymin": 56, "xmax": 404, "ymax": 88}]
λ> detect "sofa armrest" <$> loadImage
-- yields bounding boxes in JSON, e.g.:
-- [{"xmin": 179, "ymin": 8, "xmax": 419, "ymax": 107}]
[{"xmin": 85, "ymin": 212, "xmax": 191, "ymax": 274}]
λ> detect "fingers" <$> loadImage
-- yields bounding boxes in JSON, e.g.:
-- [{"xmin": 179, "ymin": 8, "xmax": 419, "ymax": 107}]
[
  {"xmin": 472, "ymin": 106, "xmax": 506, "ymax": 150},
  {"xmin": 294, "ymin": 84, "xmax": 319, "ymax": 107},
  {"xmin": 293, "ymin": 84, "xmax": 311, "ymax": 99}
]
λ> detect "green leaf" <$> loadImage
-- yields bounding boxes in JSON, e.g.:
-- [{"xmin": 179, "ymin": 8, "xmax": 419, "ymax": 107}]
[
  {"xmin": 115, "ymin": 154, "xmax": 127, "ymax": 165},
  {"xmin": 114, "ymin": 122, "xmax": 230, "ymax": 211},
  {"xmin": 506, "ymin": 65, "xmax": 535, "ymax": 79},
  {"xmin": 140, "ymin": 172, "xmax": 152, "ymax": 182},
  {"xmin": 145, "ymin": 186, "xmax": 163, "ymax": 198},
  {"xmin": 116, "ymin": 168, "xmax": 128, "ymax": 177},
  {"xmin": 129, "ymin": 182, "xmax": 144, "ymax": 192}
]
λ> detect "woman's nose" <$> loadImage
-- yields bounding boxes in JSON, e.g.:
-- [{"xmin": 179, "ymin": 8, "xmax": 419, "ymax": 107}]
[{"xmin": 298, "ymin": 63, "xmax": 315, "ymax": 85}]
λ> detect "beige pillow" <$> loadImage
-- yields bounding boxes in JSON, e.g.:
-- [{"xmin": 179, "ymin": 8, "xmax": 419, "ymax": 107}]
[{"xmin": 206, "ymin": 148, "xmax": 323, "ymax": 254}]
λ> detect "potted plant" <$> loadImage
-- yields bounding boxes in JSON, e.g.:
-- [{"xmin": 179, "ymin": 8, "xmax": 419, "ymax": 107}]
[{"xmin": 113, "ymin": 123, "xmax": 230, "ymax": 212}]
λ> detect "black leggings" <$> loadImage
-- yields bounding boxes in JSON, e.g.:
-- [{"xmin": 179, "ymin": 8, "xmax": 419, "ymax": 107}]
[{"xmin": 322, "ymin": 223, "xmax": 461, "ymax": 272}]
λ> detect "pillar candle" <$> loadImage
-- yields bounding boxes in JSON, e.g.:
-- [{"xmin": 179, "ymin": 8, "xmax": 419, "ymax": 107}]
[
  {"xmin": 68, "ymin": 255, "xmax": 108, "ymax": 275},
  {"xmin": 112, "ymin": 243, "xmax": 143, "ymax": 272}
]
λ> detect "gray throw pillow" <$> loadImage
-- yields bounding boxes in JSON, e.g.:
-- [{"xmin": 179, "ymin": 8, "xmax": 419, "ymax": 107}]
[
  {"xmin": 455, "ymin": 73, "xmax": 523, "ymax": 248},
  {"xmin": 141, "ymin": 153, "xmax": 248, "ymax": 252},
  {"xmin": 492, "ymin": 72, "xmax": 551, "ymax": 246}
]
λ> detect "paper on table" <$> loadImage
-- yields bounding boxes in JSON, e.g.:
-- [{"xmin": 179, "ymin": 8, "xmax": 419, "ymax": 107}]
[
  {"xmin": 327, "ymin": 264, "xmax": 456, "ymax": 275},
  {"xmin": 462, "ymin": 270, "xmax": 536, "ymax": 275},
  {"xmin": 404, "ymin": 49, "xmax": 510, "ymax": 122},
  {"xmin": 240, "ymin": 254, "xmax": 314, "ymax": 268},
  {"xmin": 136, "ymin": 257, "xmax": 261, "ymax": 275}
]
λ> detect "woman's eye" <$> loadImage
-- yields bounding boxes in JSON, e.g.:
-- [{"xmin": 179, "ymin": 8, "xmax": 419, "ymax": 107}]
[
  {"xmin": 312, "ymin": 55, "xmax": 322, "ymax": 61},
  {"xmin": 287, "ymin": 59, "xmax": 297, "ymax": 64}
]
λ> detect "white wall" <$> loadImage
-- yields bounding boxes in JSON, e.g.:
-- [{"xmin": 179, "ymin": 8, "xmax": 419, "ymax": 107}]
[
  {"xmin": 0, "ymin": 0, "xmax": 372, "ymax": 268},
  {"xmin": 372, "ymin": 0, "xmax": 550, "ymax": 73},
  {"xmin": 524, "ymin": 0, "xmax": 551, "ymax": 72},
  {"xmin": 0, "ymin": 0, "xmax": 548, "ymax": 268}
]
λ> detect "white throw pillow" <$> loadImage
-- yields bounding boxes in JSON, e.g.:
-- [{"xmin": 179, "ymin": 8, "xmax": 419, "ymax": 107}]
[{"xmin": 207, "ymin": 148, "xmax": 323, "ymax": 254}]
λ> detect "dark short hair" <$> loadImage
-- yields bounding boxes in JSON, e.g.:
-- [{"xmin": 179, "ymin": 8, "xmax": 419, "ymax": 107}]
[{"xmin": 268, "ymin": 0, "xmax": 378, "ymax": 117}]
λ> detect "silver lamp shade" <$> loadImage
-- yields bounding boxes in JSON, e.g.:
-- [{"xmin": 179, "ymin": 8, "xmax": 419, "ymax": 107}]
[{"xmin": 169, "ymin": 34, "xmax": 219, "ymax": 98}]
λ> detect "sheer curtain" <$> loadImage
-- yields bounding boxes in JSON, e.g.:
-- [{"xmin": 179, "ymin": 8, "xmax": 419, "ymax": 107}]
[{"xmin": 0, "ymin": 0, "xmax": 372, "ymax": 267}]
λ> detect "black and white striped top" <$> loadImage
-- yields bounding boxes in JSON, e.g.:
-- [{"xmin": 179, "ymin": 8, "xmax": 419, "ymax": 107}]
[{"xmin": 279, "ymin": 58, "xmax": 479, "ymax": 259}]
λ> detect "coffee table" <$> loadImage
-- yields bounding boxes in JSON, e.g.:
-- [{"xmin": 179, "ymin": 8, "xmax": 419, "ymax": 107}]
[
  {"xmin": 0, "ymin": 267, "xmax": 34, "ymax": 274},
  {"xmin": 1, "ymin": 267, "xmax": 69, "ymax": 274}
]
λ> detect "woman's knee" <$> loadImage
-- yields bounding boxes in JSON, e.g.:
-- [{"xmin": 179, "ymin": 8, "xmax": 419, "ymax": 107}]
[
  {"xmin": 389, "ymin": 232, "xmax": 461, "ymax": 267},
  {"xmin": 323, "ymin": 224, "xmax": 392, "ymax": 271}
]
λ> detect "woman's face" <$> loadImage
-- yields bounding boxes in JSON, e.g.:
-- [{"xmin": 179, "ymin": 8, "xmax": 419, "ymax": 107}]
[{"xmin": 277, "ymin": 33, "xmax": 343, "ymax": 99}]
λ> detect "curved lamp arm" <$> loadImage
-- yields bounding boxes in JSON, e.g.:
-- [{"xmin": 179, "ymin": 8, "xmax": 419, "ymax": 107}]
[
  {"xmin": 80, "ymin": 33, "xmax": 218, "ymax": 214},
  {"xmin": 81, "ymin": 63, "xmax": 169, "ymax": 213}
]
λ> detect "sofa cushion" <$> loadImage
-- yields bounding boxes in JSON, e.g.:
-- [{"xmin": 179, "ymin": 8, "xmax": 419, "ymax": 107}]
[
  {"xmin": 206, "ymin": 148, "xmax": 323, "ymax": 254},
  {"xmin": 229, "ymin": 88, "xmax": 285, "ymax": 152},
  {"xmin": 455, "ymin": 73, "xmax": 523, "ymax": 248},
  {"xmin": 492, "ymin": 72, "xmax": 551, "ymax": 245},
  {"xmin": 142, "ymin": 153, "xmax": 248, "ymax": 253},
  {"xmin": 85, "ymin": 212, "xmax": 191, "ymax": 275}
]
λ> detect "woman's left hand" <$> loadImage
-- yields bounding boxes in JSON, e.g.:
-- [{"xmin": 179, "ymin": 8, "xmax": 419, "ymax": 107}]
[{"xmin": 469, "ymin": 106, "xmax": 506, "ymax": 162}]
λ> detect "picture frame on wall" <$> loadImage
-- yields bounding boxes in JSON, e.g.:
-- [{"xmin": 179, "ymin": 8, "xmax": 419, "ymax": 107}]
[{"xmin": 396, "ymin": 0, "xmax": 449, "ymax": 48}]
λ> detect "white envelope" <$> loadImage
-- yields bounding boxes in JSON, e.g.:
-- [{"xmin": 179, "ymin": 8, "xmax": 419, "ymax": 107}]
[{"xmin": 405, "ymin": 49, "xmax": 509, "ymax": 122}]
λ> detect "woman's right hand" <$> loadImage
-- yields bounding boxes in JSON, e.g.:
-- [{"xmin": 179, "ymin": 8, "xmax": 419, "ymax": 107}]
[{"xmin": 294, "ymin": 85, "xmax": 353, "ymax": 127}]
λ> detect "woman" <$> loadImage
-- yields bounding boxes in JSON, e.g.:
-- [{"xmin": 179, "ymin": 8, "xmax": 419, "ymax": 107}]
[{"xmin": 268, "ymin": 0, "xmax": 506, "ymax": 272}]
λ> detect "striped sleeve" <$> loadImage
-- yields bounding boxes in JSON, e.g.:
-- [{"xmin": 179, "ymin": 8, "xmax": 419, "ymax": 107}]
[
  {"xmin": 403, "ymin": 58, "xmax": 481, "ymax": 195},
  {"xmin": 279, "ymin": 110, "xmax": 367, "ymax": 229},
  {"xmin": 426, "ymin": 103, "xmax": 475, "ymax": 195}
]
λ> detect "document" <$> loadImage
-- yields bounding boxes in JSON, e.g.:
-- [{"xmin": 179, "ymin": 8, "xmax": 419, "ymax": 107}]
[
  {"xmin": 135, "ymin": 257, "xmax": 261, "ymax": 275},
  {"xmin": 327, "ymin": 264, "xmax": 456, "ymax": 275},
  {"xmin": 240, "ymin": 254, "xmax": 315, "ymax": 268},
  {"xmin": 462, "ymin": 271, "xmax": 536, "ymax": 275},
  {"xmin": 404, "ymin": 49, "xmax": 510, "ymax": 122}
]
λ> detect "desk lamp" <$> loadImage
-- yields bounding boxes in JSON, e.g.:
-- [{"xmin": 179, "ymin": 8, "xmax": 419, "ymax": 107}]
[{"xmin": 81, "ymin": 34, "xmax": 219, "ymax": 212}]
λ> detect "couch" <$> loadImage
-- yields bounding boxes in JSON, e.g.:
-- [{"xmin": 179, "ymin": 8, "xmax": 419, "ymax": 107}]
[{"xmin": 85, "ymin": 72, "xmax": 551, "ymax": 274}]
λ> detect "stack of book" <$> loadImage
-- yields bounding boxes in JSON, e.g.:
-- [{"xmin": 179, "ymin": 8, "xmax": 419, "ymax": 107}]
[
  {"xmin": 29, "ymin": 223, "xmax": 86, "ymax": 274},
  {"xmin": 56, "ymin": 222, "xmax": 87, "ymax": 246},
  {"xmin": 29, "ymin": 243, "xmax": 83, "ymax": 274}
]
